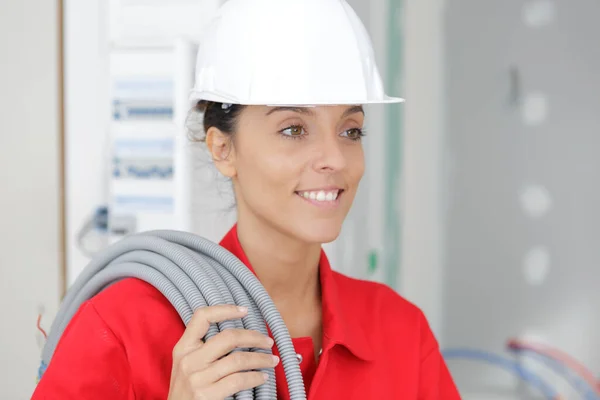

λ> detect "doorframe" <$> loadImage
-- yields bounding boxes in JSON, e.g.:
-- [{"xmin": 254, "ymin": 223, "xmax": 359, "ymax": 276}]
[{"xmin": 58, "ymin": 0, "xmax": 67, "ymax": 298}]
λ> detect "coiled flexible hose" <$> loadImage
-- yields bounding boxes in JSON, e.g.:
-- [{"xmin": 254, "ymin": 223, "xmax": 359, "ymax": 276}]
[{"xmin": 40, "ymin": 230, "xmax": 307, "ymax": 400}]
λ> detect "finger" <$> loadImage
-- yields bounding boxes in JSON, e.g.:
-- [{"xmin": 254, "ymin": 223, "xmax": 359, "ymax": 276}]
[
  {"xmin": 178, "ymin": 305, "xmax": 248, "ymax": 350},
  {"xmin": 202, "ymin": 329, "xmax": 274, "ymax": 363},
  {"xmin": 190, "ymin": 351, "xmax": 278, "ymax": 387},
  {"xmin": 202, "ymin": 371, "xmax": 269, "ymax": 399},
  {"xmin": 177, "ymin": 329, "xmax": 273, "ymax": 375}
]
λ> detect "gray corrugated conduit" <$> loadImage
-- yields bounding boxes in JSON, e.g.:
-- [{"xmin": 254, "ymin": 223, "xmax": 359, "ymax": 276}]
[{"xmin": 39, "ymin": 230, "xmax": 307, "ymax": 400}]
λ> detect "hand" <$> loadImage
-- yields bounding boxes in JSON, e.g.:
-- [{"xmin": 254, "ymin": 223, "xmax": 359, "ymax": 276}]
[{"xmin": 167, "ymin": 305, "xmax": 278, "ymax": 400}]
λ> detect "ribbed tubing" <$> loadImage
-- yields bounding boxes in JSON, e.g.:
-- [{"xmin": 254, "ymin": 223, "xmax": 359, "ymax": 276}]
[{"xmin": 40, "ymin": 230, "xmax": 307, "ymax": 400}]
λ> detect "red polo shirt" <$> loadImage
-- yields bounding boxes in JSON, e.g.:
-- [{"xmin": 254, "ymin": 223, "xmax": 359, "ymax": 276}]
[{"xmin": 33, "ymin": 225, "xmax": 460, "ymax": 399}]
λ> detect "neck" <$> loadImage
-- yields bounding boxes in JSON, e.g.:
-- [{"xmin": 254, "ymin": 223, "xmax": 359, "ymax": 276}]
[{"xmin": 235, "ymin": 214, "xmax": 322, "ymax": 311}]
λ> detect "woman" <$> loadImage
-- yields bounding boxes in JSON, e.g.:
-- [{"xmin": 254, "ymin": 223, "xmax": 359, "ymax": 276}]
[{"xmin": 33, "ymin": 0, "xmax": 460, "ymax": 399}]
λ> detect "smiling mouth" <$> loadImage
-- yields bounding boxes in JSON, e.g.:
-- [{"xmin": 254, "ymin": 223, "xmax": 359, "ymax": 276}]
[{"xmin": 294, "ymin": 189, "xmax": 344, "ymax": 203}]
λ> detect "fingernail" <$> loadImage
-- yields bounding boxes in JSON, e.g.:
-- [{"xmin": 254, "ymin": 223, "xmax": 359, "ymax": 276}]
[
  {"xmin": 271, "ymin": 355, "xmax": 279, "ymax": 365},
  {"xmin": 237, "ymin": 306, "xmax": 248, "ymax": 313},
  {"xmin": 266, "ymin": 337, "xmax": 274, "ymax": 347},
  {"xmin": 263, "ymin": 372, "xmax": 269, "ymax": 381}
]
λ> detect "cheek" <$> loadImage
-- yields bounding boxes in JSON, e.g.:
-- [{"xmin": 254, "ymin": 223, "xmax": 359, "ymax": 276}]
[
  {"xmin": 235, "ymin": 141, "xmax": 303, "ymax": 202},
  {"xmin": 347, "ymin": 145, "xmax": 365, "ymax": 185}
]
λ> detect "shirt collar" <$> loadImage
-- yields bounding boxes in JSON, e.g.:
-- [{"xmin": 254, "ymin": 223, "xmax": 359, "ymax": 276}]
[{"xmin": 219, "ymin": 224, "xmax": 374, "ymax": 361}]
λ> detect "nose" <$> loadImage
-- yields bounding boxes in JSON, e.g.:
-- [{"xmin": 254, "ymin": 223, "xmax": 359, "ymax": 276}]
[{"xmin": 313, "ymin": 131, "xmax": 347, "ymax": 172}]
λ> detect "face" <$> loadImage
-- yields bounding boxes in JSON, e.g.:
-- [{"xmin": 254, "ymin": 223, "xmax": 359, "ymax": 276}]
[{"xmin": 207, "ymin": 105, "xmax": 365, "ymax": 245}]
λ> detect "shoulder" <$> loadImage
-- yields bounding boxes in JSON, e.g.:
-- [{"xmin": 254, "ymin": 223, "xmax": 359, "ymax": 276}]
[
  {"xmin": 333, "ymin": 271, "xmax": 423, "ymax": 319},
  {"xmin": 332, "ymin": 271, "xmax": 432, "ymax": 342},
  {"xmin": 90, "ymin": 277, "xmax": 173, "ymax": 315},
  {"xmin": 87, "ymin": 278, "xmax": 184, "ymax": 342},
  {"xmin": 91, "ymin": 277, "xmax": 170, "ymax": 307},
  {"xmin": 332, "ymin": 271, "xmax": 442, "ymax": 360}
]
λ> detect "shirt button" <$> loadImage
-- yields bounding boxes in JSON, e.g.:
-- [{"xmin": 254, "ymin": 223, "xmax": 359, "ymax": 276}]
[{"xmin": 296, "ymin": 353, "xmax": 303, "ymax": 363}]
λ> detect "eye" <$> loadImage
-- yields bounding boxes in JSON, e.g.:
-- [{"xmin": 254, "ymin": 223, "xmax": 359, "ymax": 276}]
[
  {"xmin": 340, "ymin": 128, "xmax": 365, "ymax": 141},
  {"xmin": 280, "ymin": 125, "xmax": 306, "ymax": 139}
]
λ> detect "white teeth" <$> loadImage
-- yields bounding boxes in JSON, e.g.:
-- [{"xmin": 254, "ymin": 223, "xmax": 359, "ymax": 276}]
[{"xmin": 299, "ymin": 190, "xmax": 340, "ymax": 202}]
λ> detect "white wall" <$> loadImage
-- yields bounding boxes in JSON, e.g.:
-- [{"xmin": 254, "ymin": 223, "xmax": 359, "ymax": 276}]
[
  {"xmin": 64, "ymin": 0, "xmax": 111, "ymax": 285},
  {"xmin": 0, "ymin": 1, "xmax": 62, "ymax": 398},
  {"xmin": 398, "ymin": 0, "xmax": 447, "ymax": 339}
]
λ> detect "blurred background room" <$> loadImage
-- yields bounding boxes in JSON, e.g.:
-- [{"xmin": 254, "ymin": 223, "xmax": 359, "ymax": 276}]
[{"xmin": 0, "ymin": 0, "xmax": 598, "ymax": 398}]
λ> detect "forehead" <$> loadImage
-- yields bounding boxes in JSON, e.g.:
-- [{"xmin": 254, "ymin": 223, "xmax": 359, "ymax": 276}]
[{"xmin": 245, "ymin": 105, "xmax": 365, "ymax": 119}]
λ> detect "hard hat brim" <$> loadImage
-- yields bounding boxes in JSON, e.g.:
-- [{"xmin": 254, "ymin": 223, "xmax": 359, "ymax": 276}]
[{"xmin": 189, "ymin": 90, "xmax": 405, "ymax": 106}]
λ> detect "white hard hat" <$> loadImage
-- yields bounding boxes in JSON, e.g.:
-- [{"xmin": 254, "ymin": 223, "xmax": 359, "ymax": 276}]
[{"xmin": 190, "ymin": 0, "xmax": 404, "ymax": 106}]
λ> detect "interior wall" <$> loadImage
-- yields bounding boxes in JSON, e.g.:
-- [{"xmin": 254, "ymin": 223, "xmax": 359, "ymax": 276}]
[
  {"xmin": 0, "ymin": 1, "xmax": 63, "ymax": 398},
  {"xmin": 64, "ymin": 0, "xmax": 111, "ymax": 285},
  {"xmin": 442, "ymin": 0, "xmax": 600, "ymax": 397},
  {"xmin": 398, "ymin": 0, "xmax": 447, "ymax": 338}
]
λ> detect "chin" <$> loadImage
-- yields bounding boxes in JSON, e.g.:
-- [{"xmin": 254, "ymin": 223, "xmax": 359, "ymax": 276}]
[{"xmin": 292, "ymin": 219, "xmax": 343, "ymax": 245}]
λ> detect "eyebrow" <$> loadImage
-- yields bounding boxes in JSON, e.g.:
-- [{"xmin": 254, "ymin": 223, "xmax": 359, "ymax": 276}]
[
  {"xmin": 266, "ymin": 105, "xmax": 365, "ymax": 118},
  {"xmin": 266, "ymin": 106, "xmax": 315, "ymax": 116},
  {"xmin": 341, "ymin": 105, "xmax": 365, "ymax": 119}
]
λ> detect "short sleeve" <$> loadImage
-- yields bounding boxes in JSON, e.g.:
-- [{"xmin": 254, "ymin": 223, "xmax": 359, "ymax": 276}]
[{"xmin": 31, "ymin": 301, "xmax": 133, "ymax": 400}]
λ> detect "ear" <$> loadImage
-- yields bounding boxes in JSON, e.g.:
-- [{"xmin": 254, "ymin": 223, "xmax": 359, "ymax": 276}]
[{"xmin": 205, "ymin": 127, "xmax": 237, "ymax": 178}]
